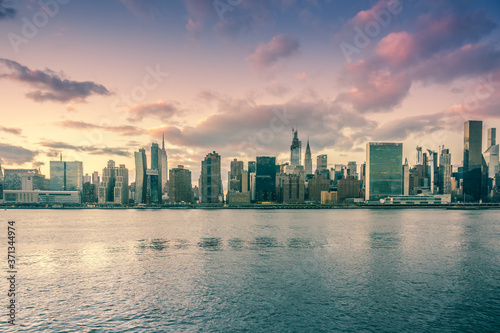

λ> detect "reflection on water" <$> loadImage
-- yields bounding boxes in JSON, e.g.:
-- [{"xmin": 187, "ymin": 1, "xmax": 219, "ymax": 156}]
[{"xmin": 1, "ymin": 209, "xmax": 499, "ymax": 332}]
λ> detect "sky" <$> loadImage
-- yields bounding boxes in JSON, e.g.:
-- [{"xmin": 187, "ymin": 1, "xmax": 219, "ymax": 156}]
[{"xmin": 1, "ymin": 0, "xmax": 500, "ymax": 184}]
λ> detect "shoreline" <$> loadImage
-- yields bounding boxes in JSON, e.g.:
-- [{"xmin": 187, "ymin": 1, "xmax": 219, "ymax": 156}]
[{"xmin": 2, "ymin": 204, "xmax": 500, "ymax": 210}]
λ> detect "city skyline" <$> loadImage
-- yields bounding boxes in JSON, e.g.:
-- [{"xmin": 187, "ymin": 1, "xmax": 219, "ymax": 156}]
[{"xmin": 1, "ymin": 0, "xmax": 500, "ymax": 185}]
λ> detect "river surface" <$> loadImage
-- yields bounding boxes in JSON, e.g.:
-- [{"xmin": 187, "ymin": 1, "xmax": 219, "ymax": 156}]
[{"xmin": 1, "ymin": 209, "xmax": 499, "ymax": 332}]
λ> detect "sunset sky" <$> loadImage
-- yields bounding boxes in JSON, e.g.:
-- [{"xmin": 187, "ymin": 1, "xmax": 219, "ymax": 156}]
[{"xmin": 1, "ymin": 0, "xmax": 500, "ymax": 184}]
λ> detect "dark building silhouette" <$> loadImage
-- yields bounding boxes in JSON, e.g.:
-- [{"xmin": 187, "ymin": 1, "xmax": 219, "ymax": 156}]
[
  {"xmin": 463, "ymin": 121, "xmax": 488, "ymax": 201},
  {"xmin": 255, "ymin": 156, "xmax": 277, "ymax": 202}
]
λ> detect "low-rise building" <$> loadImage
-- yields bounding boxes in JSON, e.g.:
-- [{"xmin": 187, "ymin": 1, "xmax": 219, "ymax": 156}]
[{"xmin": 3, "ymin": 190, "xmax": 81, "ymax": 204}]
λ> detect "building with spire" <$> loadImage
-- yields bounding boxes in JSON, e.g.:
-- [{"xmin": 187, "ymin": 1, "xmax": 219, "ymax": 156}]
[
  {"xmin": 290, "ymin": 128, "xmax": 301, "ymax": 169},
  {"xmin": 304, "ymin": 138, "xmax": 312, "ymax": 175}
]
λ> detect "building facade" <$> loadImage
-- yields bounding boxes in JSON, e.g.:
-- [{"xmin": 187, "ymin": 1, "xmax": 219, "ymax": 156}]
[
  {"xmin": 365, "ymin": 142, "xmax": 403, "ymax": 201},
  {"xmin": 134, "ymin": 148, "xmax": 147, "ymax": 204},
  {"xmin": 255, "ymin": 156, "xmax": 277, "ymax": 202},
  {"xmin": 169, "ymin": 165, "xmax": 193, "ymax": 203},
  {"xmin": 201, "ymin": 151, "xmax": 223, "ymax": 203},
  {"xmin": 463, "ymin": 121, "xmax": 488, "ymax": 201}
]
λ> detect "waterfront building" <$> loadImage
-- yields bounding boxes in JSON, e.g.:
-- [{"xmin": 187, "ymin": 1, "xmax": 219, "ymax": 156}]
[
  {"xmin": 98, "ymin": 161, "xmax": 129, "ymax": 205},
  {"xmin": 151, "ymin": 142, "xmax": 163, "ymax": 203},
  {"xmin": 255, "ymin": 156, "xmax": 277, "ymax": 202},
  {"xmin": 161, "ymin": 134, "xmax": 168, "ymax": 194},
  {"xmin": 50, "ymin": 160, "xmax": 83, "ymax": 191},
  {"xmin": 439, "ymin": 147, "xmax": 452, "ymax": 194},
  {"xmin": 134, "ymin": 148, "xmax": 147, "ymax": 204},
  {"xmin": 365, "ymin": 142, "xmax": 403, "ymax": 201},
  {"xmin": 3, "ymin": 169, "xmax": 49, "ymax": 191},
  {"xmin": 463, "ymin": 121, "xmax": 488, "ymax": 201},
  {"xmin": 169, "ymin": 165, "xmax": 193, "ymax": 203},
  {"xmin": 403, "ymin": 160, "xmax": 410, "ymax": 196},
  {"xmin": 484, "ymin": 128, "xmax": 499, "ymax": 183},
  {"xmin": 427, "ymin": 149, "xmax": 438, "ymax": 194},
  {"xmin": 229, "ymin": 159, "xmax": 244, "ymax": 192},
  {"xmin": 3, "ymin": 190, "xmax": 80, "ymax": 204},
  {"xmin": 308, "ymin": 174, "xmax": 330, "ymax": 203},
  {"xmin": 201, "ymin": 151, "xmax": 223, "ymax": 203},
  {"xmin": 280, "ymin": 173, "xmax": 305, "ymax": 204},
  {"xmin": 82, "ymin": 182, "xmax": 97, "ymax": 203},
  {"xmin": 321, "ymin": 191, "xmax": 338, "ymax": 205},
  {"xmin": 337, "ymin": 177, "xmax": 360, "ymax": 203}
]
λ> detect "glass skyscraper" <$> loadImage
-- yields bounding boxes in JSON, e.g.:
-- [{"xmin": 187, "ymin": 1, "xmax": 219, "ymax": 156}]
[
  {"xmin": 134, "ymin": 148, "xmax": 147, "ymax": 204},
  {"xmin": 151, "ymin": 143, "xmax": 162, "ymax": 203},
  {"xmin": 255, "ymin": 156, "xmax": 277, "ymax": 202},
  {"xmin": 50, "ymin": 161, "xmax": 83, "ymax": 191},
  {"xmin": 463, "ymin": 121, "xmax": 488, "ymax": 201},
  {"xmin": 365, "ymin": 142, "xmax": 403, "ymax": 201}
]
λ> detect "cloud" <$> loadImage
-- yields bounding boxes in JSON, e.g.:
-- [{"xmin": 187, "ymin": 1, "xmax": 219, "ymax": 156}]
[
  {"xmin": 38, "ymin": 140, "xmax": 131, "ymax": 157},
  {"xmin": 336, "ymin": 61, "xmax": 411, "ymax": 112},
  {"xmin": 0, "ymin": 126, "xmax": 22, "ymax": 135},
  {"xmin": 0, "ymin": 143, "xmax": 37, "ymax": 165},
  {"xmin": 147, "ymin": 95, "xmax": 377, "ymax": 157},
  {"xmin": 65, "ymin": 103, "xmax": 79, "ymax": 112},
  {"xmin": 264, "ymin": 81, "xmax": 290, "ymax": 97},
  {"xmin": 0, "ymin": 0, "xmax": 15, "ymax": 20},
  {"xmin": 370, "ymin": 113, "xmax": 447, "ymax": 141},
  {"xmin": 127, "ymin": 101, "xmax": 182, "ymax": 122},
  {"xmin": 336, "ymin": 5, "xmax": 500, "ymax": 113},
  {"xmin": 120, "ymin": 0, "xmax": 158, "ymax": 19},
  {"xmin": 0, "ymin": 58, "xmax": 110, "ymax": 103},
  {"xmin": 247, "ymin": 34, "xmax": 300, "ymax": 73},
  {"xmin": 55, "ymin": 120, "xmax": 145, "ymax": 136}
]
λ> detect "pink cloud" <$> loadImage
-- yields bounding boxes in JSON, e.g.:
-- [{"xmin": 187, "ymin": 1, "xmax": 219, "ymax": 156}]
[
  {"xmin": 246, "ymin": 34, "xmax": 300, "ymax": 73},
  {"xmin": 375, "ymin": 31, "xmax": 416, "ymax": 67}
]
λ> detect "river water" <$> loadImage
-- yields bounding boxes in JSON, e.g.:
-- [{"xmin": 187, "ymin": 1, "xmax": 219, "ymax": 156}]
[{"xmin": 1, "ymin": 209, "xmax": 499, "ymax": 332}]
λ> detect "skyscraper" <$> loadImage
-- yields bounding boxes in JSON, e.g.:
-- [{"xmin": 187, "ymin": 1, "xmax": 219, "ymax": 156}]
[
  {"xmin": 290, "ymin": 128, "xmax": 301, "ymax": 169},
  {"xmin": 463, "ymin": 121, "xmax": 488, "ymax": 201},
  {"xmin": 255, "ymin": 156, "xmax": 277, "ymax": 202},
  {"xmin": 304, "ymin": 138, "xmax": 312, "ymax": 175},
  {"xmin": 161, "ymin": 134, "xmax": 168, "ymax": 193},
  {"xmin": 201, "ymin": 151, "xmax": 223, "ymax": 203},
  {"xmin": 347, "ymin": 161, "xmax": 358, "ymax": 179},
  {"xmin": 134, "ymin": 148, "xmax": 147, "ymax": 204},
  {"xmin": 98, "ymin": 160, "xmax": 128, "ymax": 204},
  {"xmin": 248, "ymin": 161, "xmax": 256, "ymax": 173},
  {"xmin": 484, "ymin": 128, "xmax": 499, "ymax": 191},
  {"xmin": 416, "ymin": 146, "xmax": 423, "ymax": 165},
  {"xmin": 427, "ymin": 149, "xmax": 438, "ymax": 194},
  {"xmin": 169, "ymin": 165, "xmax": 193, "ymax": 203},
  {"xmin": 365, "ymin": 142, "xmax": 403, "ymax": 201},
  {"xmin": 151, "ymin": 142, "xmax": 162, "ymax": 203},
  {"xmin": 316, "ymin": 154, "xmax": 329, "ymax": 179},
  {"xmin": 50, "ymin": 161, "xmax": 83, "ymax": 191},
  {"xmin": 439, "ymin": 147, "xmax": 452, "ymax": 194},
  {"xmin": 488, "ymin": 128, "xmax": 496, "ymax": 148},
  {"xmin": 229, "ymin": 159, "xmax": 244, "ymax": 193}
]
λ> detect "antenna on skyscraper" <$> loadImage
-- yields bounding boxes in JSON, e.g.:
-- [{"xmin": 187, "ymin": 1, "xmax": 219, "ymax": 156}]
[{"xmin": 60, "ymin": 153, "xmax": 62, "ymax": 161}]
